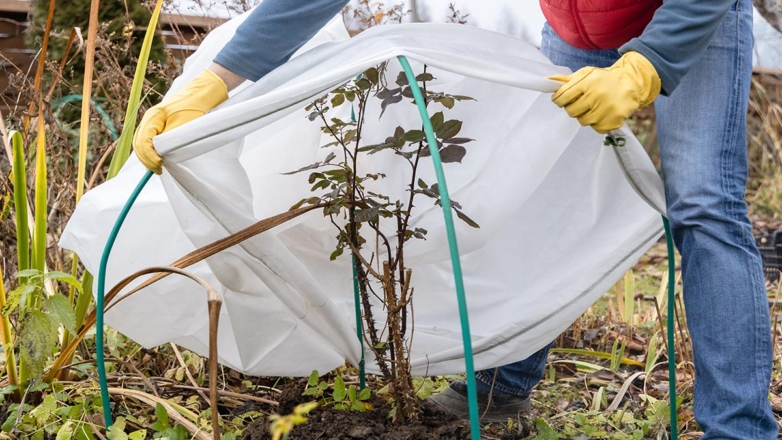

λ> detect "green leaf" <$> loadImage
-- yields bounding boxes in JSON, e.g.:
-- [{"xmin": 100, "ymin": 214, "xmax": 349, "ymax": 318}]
[
  {"xmin": 351, "ymin": 400, "xmax": 365, "ymax": 412},
  {"xmin": 2, "ymin": 284, "xmax": 36, "ymax": 317},
  {"xmin": 0, "ymin": 386, "xmax": 18, "ymax": 398},
  {"xmin": 16, "ymin": 269, "xmax": 41, "ymax": 279},
  {"xmin": 356, "ymin": 78, "xmax": 372, "ymax": 90},
  {"xmin": 331, "ymin": 93, "xmax": 345, "ymax": 107},
  {"xmin": 417, "ymin": 178, "xmax": 427, "ymax": 189},
  {"xmin": 393, "ymin": 126, "xmax": 405, "ymax": 141},
  {"xmin": 533, "ymin": 418, "xmax": 559, "ymax": 440},
  {"xmin": 364, "ymin": 67, "xmax": 379, "ymax": 84},
  {"xmin": 436, "ymin": 120, "xmax": 462, "ymax": 140},
  {"xmin": 415, "ymin": 73, "xmax": 434, "ymax": 82},
  {"xmin": 19, "ymin": 311, "xmax": 58, "ymax": 379},
  {"xmin": 318, "ymin": 381, "xmax": 328, "ymax": 391},
  {"xmin": 10, "ymin": 131, "xmax": 30, "ymax": 274},
  {"xmin": 2, "ymin": 407, "xmax": 20, "ymax": 432},
  {"xmin": 45, "ymin": 271, "xmax": 82, "ymax": 292},
  {"xmin": 107, "ymin": 417, "xmax": 128, "ymax": 440},
  {"xmin": 439, "ymin": 145, "xmax": 467, "ymax": 164},
  {"xmin": 30, "ymin": 394, "xmax": 57, "ymax": 426},
  {"xmin": 357, "ymin": 142, "xmax": 395, "ymax": 153},
  {"xmin": 414, "ymin": 378, "xmax": 434, "ymax": 400},
  {"xmin": 172, "ymin": 425, "xmax": 189, "ymax": 440},
  {"xmin": 354, "ymin": 207, "xmax": 380, "ymax": 223},
  {"xmin": 344, "ymin": 129, "xmax": 357, "ymax": 144},
  {"xmin": 437, "ymin": 97, "xmax": 455, "ymax": 109},
  {"xmin": 429, "ymin": 112, "xmax": 444, "ymax": 132},
  {"xmin": 128, "ymin": 430, "xmax": 147, "ymax": 440},
  {"xmin": 302, "ymin": 388, "xmax": 318, "ymax": 396},
  {"xmin": 454, "ymin": 209, "xmax": 480, "ymax": 229},
  {"xmin": 311, "ymin": 180, "xmax": 331, "ymax": 192},
  {"xmin": 376, "ymin": 87, "xmax": 399, "ymax": 100},
  {"xmin": 333, "ymin": 376, "xmax": 346, "ymax": 402},
  {"xmin": 56, "ymin": 421, "xmax": 74, "ymax": 440},
  {"xmin": 308, "ymin": 370, "xmax": 319, "ymax": 387},
  {"xmin": 45, "ymin": 294, "xmax": 77, "ymax": 335},
  {"xmin": 445, "ymin": 137, "xmax": 473, "ymax": 145},
  {"xmin": 29, "ymin": 382, "xmax": 48, "ymax": 393},
  {"xmin": 395, "ymin": 71, "xmax": 408, "ymax": 86},
  {"xmin": 403, "ymin": 130, "xmax": 425, "ymax": 143},
  {"xmin": 329, "ymin": 246, "xmax": 345, "ymax": 261},
  {"xmin": 151, "ymin": 403, "xmax": 171, "ymax": 432},
  {"xmin": 358, "ymin": 388, "xmax": 371, "ymax": 401},
  {"xmin": 347, "ymin": 385, "xmax": 357, "ymax": 403},
  {"xmin": 283, "ymin": 161, "xmax": 325, "ymax": 175}
]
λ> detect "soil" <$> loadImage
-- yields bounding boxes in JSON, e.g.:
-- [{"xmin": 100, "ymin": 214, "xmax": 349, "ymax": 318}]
[{"xmin": 241, "ymin": 380, "xmax": 484, "ymax": 440}]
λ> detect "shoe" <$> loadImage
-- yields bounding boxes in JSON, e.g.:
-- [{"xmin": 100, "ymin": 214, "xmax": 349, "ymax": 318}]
[{"xmin": 427, "ymin": 381, "xmax": 531, "ymax": 423}]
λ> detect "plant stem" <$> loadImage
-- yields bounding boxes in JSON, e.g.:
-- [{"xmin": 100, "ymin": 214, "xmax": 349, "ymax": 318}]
[
  {"xmin": 0, "ymin": 271, "xmax": 19, "ymax": 391},
  {"xmin": 76, "ymin": 0, "xmax": 101, "ymax": 204}
]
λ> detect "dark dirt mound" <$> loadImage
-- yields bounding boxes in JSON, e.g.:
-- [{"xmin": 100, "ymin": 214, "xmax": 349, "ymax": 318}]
[
  {"xmin": 242, "ymin": 402, "xmax": 472, "ymax": 440},
  {"xmin": 241, "ymin": 380, "xmax": 474, "ymax": 440}
]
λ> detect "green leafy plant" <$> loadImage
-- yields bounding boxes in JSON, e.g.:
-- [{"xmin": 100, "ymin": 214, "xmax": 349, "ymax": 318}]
[
  {"xmin": 150, "ymin": 403, "xmax": 189, "ymax": 440},
  {"xmin": 107, "ymin": 417, "xmax": 147, "ymax": 440},
  {"xmin": 1, "ymin": 269, "xmax": 80, "ymax": 381},
  {"xmin": 302, "ymin": 370, "xmax": 371, "ymax": 412},
  {"xmin": 610, "ymin": 338, "xmax": 627, "ymax": 373},
  {"xmin": 332, "ymin": 376, "xmax": 372, "ymax": 412},
  {"xmin": 1, "ymin": 382, "xmax": 104, "ymax": 437},
  {"xmin": 302, "ymin": 370, "xmax": 330, "ymax": 399},
  {"xmin": 290, "ymin": 62, "xmax": 477, "ymax": 422}
]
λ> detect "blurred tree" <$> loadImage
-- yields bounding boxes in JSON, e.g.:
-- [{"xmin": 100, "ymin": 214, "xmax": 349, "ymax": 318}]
[{"xmin": 27, "ymin": 0, "xmax": 167, "ymax": 113}]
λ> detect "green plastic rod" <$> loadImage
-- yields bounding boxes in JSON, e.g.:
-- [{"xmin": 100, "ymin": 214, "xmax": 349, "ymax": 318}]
[
  {"xmin": 349, "ymin": 102, "xmax": 367, "ymax": 389},
  {"xmin": 663, "ymin": 216, "xmax": 678, "ymax": 439},
  {"xmin": 352, "ymin": 257, "xmax": 366, "ymax": 389},
  {"xmin": 96, "ymin": 169, "xmax": 154, "ymax": 427},
  {"xmin": 397, "ymin": 55, "xmax": 480, "ymax": 440}
]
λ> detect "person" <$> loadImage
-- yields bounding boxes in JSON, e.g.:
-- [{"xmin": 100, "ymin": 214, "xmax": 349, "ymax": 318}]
[{"xmin": 132, "ymin": 1, "xmax": 777, "ymax": 438}]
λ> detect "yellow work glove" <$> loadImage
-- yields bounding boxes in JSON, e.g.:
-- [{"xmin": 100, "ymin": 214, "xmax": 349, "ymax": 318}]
[
  {"xmin": 132, "ymin": 69, "xmax": 229, "ymax": 174},
  {"xmin": 549, "ymin": 51, "xmax": 661, "ymax": 134}
]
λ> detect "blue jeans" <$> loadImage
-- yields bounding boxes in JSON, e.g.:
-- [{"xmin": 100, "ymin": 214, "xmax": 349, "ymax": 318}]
[{"xmin": 476, "ymin": 1, "xmax": 777, "ymax": 437}]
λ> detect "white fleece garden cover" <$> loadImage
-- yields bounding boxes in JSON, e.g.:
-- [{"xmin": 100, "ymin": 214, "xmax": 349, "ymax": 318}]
[{"xmin": 60, "ymin": 12, "xmax": 667, "ymax": 376}]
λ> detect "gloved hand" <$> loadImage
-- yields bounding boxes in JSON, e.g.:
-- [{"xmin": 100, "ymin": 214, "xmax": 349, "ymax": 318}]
[
  {"xmin": 549, "ymin": 51, "xmax": 661, "ymax": 134},
  {"xmin": 132, "ymin": 69, "xmax": 229, "ymax": 174}
]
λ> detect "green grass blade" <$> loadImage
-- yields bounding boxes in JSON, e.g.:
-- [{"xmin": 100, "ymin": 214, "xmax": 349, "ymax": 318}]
[
  {"xmin": 10, "ymin": 131, "xmax": 29, "ymax": 274},
  {"xmin": 549, "ymin": 348, "xmax": 644, "ymax": 368},
  {"xmin": 32, "ymin": 116, "xmax": 48, "ymax": 274},
  {"xmin": 74, "ymin": 271, "xmax": 93, "ymax": 331},
  {"xmin": 107, "ymin": 0, "xmax": 164, "ymax": 179}
]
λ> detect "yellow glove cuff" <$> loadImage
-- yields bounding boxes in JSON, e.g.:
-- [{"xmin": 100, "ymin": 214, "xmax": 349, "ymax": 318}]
[{"xmin": 621, "ymin": 51, "xmax": 661, "ymax": 108}]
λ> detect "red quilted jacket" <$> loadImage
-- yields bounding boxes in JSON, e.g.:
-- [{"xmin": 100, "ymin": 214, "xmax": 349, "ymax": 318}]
[{"xmin": 540, "ymin": 0, "xmax": 663, "ymax": 50}]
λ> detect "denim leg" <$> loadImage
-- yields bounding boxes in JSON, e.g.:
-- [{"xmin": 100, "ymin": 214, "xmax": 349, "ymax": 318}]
[
  {"xmin": 655, "ymin": 1, "xmax": 776, "ymax": 438},
  {"xmin": 475, "ymin": 343, "xmax": 552, "ymax": 397},
  {"xmin": 471, "ymin": 23, "xmax": 624, "ymax": 398}
]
